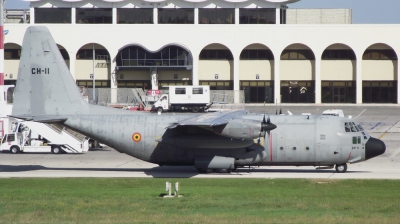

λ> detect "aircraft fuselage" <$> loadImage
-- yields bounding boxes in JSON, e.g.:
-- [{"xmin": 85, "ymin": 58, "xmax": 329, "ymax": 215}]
[{"xmin": 63, "ymin": 113, "xmax": 377, "ymax": 168}]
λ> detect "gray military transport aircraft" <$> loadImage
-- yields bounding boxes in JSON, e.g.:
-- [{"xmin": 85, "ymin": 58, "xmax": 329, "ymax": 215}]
[{"xmin": 11, "ymin": 26, "xmax": 386, "ymax": 173}]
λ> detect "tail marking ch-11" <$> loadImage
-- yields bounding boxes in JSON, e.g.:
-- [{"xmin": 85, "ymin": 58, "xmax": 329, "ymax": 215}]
[{"xmin": 11, "ymin": 26, "xmax": 386, "ymax": 173}]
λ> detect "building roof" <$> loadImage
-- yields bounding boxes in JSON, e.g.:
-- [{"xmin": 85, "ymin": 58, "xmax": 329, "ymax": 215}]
[{"xmin": 25, "ymin": 0, "xmax": 300, "ymax": 8}]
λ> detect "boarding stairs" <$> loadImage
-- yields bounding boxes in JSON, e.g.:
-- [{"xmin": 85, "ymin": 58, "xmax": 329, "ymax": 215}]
[
  {"xmin": 132, "ymin": 88, "xmax": 153, "ymax": 110},
  {"xmin": 22, "ymin": 121, "xmax": 89, "ymax": 153}
]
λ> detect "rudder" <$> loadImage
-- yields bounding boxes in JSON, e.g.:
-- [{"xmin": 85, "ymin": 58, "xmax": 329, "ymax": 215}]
[{"xmin": 12, "ymin": 26, "xmax": 87, "ymax": 117}]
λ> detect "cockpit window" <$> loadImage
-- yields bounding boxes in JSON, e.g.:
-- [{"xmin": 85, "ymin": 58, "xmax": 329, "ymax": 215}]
[
  {"xmin": 349, "ymin": 123, "xmax": 357, "ymax": 132},
  {"xmin": 352, "ymin": 122, "xmax": 360, "ymax": 131},
  {"xmin": 345, "ymin": 122, "xmax": 366, "ymax": 133},
  {"xmin": 345, "ymin": 122, "xmax": 351, "ymax": 132}
]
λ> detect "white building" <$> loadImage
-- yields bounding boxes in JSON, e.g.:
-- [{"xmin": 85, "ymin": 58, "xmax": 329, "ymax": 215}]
[{"xmin": 3, "ymin": 0, "xmax": 400, "ymax": 104}]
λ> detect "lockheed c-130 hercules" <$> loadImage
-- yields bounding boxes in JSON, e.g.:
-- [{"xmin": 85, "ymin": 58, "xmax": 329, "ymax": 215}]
[{"xmin": 11, "ymin": 26, "xmax": 386, "ymax": 173}]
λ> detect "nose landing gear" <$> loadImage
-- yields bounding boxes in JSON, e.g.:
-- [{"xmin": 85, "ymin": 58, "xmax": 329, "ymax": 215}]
[{"xmin": 335, "ymin": 164, "xmax": 348, "ymax": 173}]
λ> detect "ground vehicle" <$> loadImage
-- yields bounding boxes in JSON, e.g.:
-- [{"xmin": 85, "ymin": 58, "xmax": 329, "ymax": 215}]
[
  {"xmin": 1, "ymin": 132, "xmax": 56, "ymax": 153},
  {"xmin": 151, "ymin": 86, "xmax": 212, "ymax": 113},
  {"xmin": 0, "ymin": 121, "xmax": 89, "ymax": 154}
]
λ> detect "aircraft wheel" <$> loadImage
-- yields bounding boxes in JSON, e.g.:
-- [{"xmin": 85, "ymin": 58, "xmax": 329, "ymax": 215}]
[
  {"xmin": 10, "ymin": 146, "xmax": 20, "ymax": 154},
  {"xmin": 157, "ymin": 107, "xmax": 163, "ymax": 113},
  {"xmin": 192, "ymin": 107, "xmax": 199, "ymax": 113},
  {"xmin": 335, "ymin": 164, "xmax": 347, "ymax": 173},
  {"xmin": 52, "ymin": 146, "xmax": 62, "ymax": 154}
]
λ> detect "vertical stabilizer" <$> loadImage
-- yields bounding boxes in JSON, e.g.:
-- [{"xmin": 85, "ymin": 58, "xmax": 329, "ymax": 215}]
[{"xmin": 12, "ymin": 26, "xmax": 88, "ymax": 117}]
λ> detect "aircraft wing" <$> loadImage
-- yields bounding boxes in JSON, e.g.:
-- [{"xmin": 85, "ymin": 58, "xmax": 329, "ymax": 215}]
[
  {"xmin": 167, "ymin": 109, "xmax": 275, "ymax": 140},
  {"xmin": 168, "ymin": 109, "xmax": 250, "ymax": 128}
]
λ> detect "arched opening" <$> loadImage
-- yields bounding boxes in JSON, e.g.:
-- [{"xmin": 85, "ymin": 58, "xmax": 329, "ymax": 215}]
[
  {"xmin": 56, "ymin": 44, "xmax": 70, "ymax": 69},
  {"xmin": 321, "ymin": 43, "xmax": 356, "ymax": 103},
  {"xmin": 362, "ymin": 43, "xmax": 398, "ymax": 103},
  {"xmin": 280, "ymin": 43, "xmax": 315, "ymax": 103},
  {"xmin": 75, "ymin": 43, "xmax": 111, "ymax": 88},
  {"xmin": 239, "ymin": 43, "xmax": 274, "ymax": 103},
  {"xmin": 4, "ymin": 43, "xmax": 21, "ymax": 86},
  {"xmin": 115, "ymin": 44, "xmax": 193, "ymax": 89},
  {"xmin": 199, "ymin": 43, "xmax": 233, "ymax": 90}
]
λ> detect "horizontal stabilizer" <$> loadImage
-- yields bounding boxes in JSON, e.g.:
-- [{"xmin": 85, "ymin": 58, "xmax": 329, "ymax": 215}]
[{"xmin": 9, "ymin": 115, "xmax": 67, "ymax": 123}]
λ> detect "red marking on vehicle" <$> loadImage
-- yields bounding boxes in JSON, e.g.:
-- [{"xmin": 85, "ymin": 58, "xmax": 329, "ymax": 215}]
[
  {"xmin": 347, "ymin": 152, "xmax": 352, "ymax": 161},
  {"xmin": 132, "ymin": 132, "xmax": 142, "ymax": 142},
  {"xmin": 270, "ymin": 132, "xmax": 273, "ymax": 161}
]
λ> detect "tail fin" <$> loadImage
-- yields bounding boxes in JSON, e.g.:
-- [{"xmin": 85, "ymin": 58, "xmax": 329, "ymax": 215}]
[{"xmin": 12, "ymin": 26, "xmax": 87, "ymax": 118}]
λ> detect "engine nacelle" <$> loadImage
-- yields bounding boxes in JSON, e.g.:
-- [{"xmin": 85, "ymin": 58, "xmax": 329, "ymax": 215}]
[{"xmin": 213, "ymin": 119, "xmax": 261, "ymax": 139}]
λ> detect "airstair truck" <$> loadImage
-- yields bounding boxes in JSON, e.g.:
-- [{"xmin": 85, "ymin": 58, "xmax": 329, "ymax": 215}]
[
  {"xmin": 0, "ymin": 120, "xmax": 89, "ymax": 154},
  {"xmin": 151, "ymin": 86, "xmax": 212, "ymax": 113}
]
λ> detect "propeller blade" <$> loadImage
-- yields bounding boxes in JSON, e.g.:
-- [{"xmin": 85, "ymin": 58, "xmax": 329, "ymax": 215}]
[{"xmin": 260, "ymin": 115, "xmax": 277, "ymax": 138}]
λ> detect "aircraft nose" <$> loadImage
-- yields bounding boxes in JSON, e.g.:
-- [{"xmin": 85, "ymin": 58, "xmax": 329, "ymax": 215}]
[{"xmin": 365, "ymin": 137, "xmax": 386, "ymax": 160}]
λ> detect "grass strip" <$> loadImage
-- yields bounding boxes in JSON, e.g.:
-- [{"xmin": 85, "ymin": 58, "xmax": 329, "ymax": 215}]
[{"xmin": 0, "ymin": 178, "xmax": 399, "ymax": 223}]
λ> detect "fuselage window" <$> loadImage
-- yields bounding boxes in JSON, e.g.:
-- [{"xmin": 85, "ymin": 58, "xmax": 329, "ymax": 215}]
[{"xmin": 352, "ymin": 136, "xmax": 357, "ymax": 144}]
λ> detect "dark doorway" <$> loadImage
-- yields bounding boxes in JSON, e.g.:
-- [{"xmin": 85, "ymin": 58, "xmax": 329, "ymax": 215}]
[
  {"xmin": 241, "ymin": 81, "xmax": 274, "ymax": 103},
  {"xmin": 281, "ymin": 81, "xmax": 314, "ymax": 103},
  {"xmin": 321, "ymin": 81, "xmax": 356, "ymax": 103},
  {"xmin": 332, "ymin": 87, "xmax": 346, "ymax": 103}
]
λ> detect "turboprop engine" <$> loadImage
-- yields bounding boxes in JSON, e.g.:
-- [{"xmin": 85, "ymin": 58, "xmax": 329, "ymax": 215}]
[{"xmin": 212, "ymin": 116, "xmax": 277, "ymax": 140}]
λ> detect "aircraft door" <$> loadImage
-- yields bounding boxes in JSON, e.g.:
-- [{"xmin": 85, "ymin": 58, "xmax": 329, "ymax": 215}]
[
  {"xmin": 340, "ymin": 134, "xmax": 352, "ymax": 162},
  {"xmin": 316, "ymin": 142, "xmax": 341, "ymax": 164},
  {"xmin": 315, "ymin": 120, "xmax": 342, "ymax": 164}
]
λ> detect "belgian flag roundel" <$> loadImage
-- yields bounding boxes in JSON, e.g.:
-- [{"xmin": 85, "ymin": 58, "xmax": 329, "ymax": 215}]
[{"xmin": 132, "ymin": 133, "xmax": 142, "ymax": 142}]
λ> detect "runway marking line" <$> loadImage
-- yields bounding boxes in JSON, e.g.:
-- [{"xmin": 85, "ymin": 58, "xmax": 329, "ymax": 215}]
[{"xmin": 377, "ymin": 132, "xmax": 387, "ymax": 140}]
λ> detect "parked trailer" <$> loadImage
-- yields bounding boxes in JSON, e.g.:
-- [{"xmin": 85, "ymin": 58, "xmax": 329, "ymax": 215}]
[{"xmin": 151, "ymin": 86, "xmax": 212, "ymax": 113}]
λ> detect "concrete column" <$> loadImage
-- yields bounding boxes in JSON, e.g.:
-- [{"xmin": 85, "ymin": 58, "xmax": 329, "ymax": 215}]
[
  {"xmin": 30, "ymin": 7, "xmax": 34, "ymax": 24},
  {"xmin": 235, "ymin": 8, "xmax": 239, "ymax": 25},
  {"xmin": 356, "ymin": 55, "xmax": 363, "ymax": 104},
  {"xmin": 192, "ymin": 53, "xmax": 199, "ymax": 85},
  {"xmin": 274, "ymin": 58, "xmax": 281, "ymax": 104},
  {"xmin": 397, "ymin": 59, "xmax": 400, "ymax": 104},
  {"xmin": 314, "ymin": 58, "xmax": 321, "ymax": 104},
  {"xmin": 112, "ymin": 7, "xmax": 117, "ymax": 24},
  {"xmin": 153, "ymin": 7, "xmax": 158, "ymax": 24},
  {"xmin": 110, "ymin": 60, "xmax": 118, "ymax": 104},
  {"xmin": 71, "ymin": 8, "xmax": 76, "ymax": 24},
  {"xmin": 69, "ymin": 50, "xmax": 76, "ymax": 80},
  {"xmin": 194, "ymin": 7, "xmax": 198, "ymax": 24},
  {"xmin": 275, "ymin": 8, "xmax": 280, "ymax": 24},
  {"xmin": 233, "ymin": 54, "xmax": 240, "ymax": 103},
  {"xmin": 233, "ymin": 54, "xmax": 239, "ymax": 90}
]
